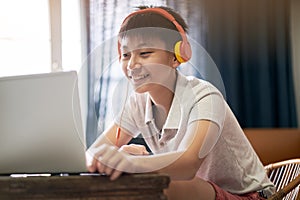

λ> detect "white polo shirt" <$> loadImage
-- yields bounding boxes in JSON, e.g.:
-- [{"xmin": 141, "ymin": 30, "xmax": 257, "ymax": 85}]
[{"xmin": 115, "ymin": 71, "xmax": 275, "ymax": 197}]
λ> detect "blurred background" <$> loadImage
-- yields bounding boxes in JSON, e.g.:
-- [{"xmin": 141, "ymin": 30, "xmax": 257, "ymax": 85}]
[{"xmin": 0, "ymin": 0, "xmax": 299, "ymax": 146}]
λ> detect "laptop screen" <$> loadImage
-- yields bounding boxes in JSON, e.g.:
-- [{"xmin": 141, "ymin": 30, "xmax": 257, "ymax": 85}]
[{"xmin": 0, "ymin": 71, "xmax": 87, "ymax": 174}]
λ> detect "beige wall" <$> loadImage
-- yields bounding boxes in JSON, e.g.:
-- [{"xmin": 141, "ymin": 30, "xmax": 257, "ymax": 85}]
[{"xmin": 291, "ymin": 0, "xmax": 300, "ymax": 127}]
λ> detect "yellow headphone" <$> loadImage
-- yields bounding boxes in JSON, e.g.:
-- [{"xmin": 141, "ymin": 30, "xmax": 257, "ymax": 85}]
[{"xmin": 118, "ymin": 8, "xmax": 192, "ymax": 63}]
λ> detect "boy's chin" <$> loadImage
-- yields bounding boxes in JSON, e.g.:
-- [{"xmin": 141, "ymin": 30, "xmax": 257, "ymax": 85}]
[{"xmin": 133, "ymin": 83, "xmax": 153, "ymax": 93}]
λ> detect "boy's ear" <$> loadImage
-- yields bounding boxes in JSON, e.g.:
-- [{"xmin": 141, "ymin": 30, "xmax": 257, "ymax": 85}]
[{"xmin": 172, "ymin": 55, "xmax": 181, "ymax": 68}]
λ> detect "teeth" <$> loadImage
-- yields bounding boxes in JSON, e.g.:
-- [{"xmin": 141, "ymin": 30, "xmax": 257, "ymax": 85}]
[{"xmin": 130, "ymin": 74, "xmax": 149, "ymax": 81}]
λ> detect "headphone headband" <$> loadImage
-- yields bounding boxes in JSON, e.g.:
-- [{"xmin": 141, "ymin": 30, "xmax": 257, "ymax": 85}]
[{"xmin": 119, "ymin": 7, "xmax": 192, "ymax": 63}]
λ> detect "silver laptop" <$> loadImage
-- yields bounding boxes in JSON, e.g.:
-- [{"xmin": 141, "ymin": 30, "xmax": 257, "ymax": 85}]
[{"xmin": 0, "ymin": 71, "xmax": 87, "ymax": 174}]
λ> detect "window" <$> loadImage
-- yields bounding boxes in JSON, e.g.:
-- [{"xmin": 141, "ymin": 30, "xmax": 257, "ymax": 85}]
[
  {"xmin": 61, "ymin": 0, "xmax": 82, "ymax": 72},
  {"xmin": 0, "ymin": 0, "xmax": 82, "ymax": 77},
  {"xmin": 0, "ymin": 0, "xmax": 51, "ymax": 77}
]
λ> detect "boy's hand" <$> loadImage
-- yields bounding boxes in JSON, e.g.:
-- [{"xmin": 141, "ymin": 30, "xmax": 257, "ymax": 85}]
[
  {"xmin": 119, "ymin": 144, "xmax": 150, "ymax": 155},
  {"xmin": 86, "ymin": 144, "xmax": 137, "ymax": 180},
  {"xmin": 86, "ymin": 143, "xmax": 186, "ymax": 181}
]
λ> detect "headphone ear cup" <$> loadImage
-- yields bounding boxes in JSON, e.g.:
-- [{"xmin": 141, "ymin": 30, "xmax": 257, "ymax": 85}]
[{"xmin": 174, "ymin": 41, "xmax": 192, "ymax": 63}]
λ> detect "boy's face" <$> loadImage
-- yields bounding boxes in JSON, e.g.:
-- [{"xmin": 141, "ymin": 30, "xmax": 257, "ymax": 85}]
[{"xmin": 120, "ymin": 36, "xmax": 179, "ymax": 93}]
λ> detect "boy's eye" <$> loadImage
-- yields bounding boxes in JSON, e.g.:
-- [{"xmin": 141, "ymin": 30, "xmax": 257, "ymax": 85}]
[
  {"xmin": 122, "ymin": 53, "xmax": 130, "ymax": 59},
  {"xmin": 140, "ymin": 51, "xmax": 153, "ymax": 56}
]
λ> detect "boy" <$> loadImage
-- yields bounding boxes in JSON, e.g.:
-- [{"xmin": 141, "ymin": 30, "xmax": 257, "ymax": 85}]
[{"xmin": 86, "ymin": 6, "xmax": 275, "ymax": 200}]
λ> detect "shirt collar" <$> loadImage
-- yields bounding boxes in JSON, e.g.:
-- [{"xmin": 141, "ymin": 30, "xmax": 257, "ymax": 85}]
[{"xmin": 144, "ymin": 71, "xmax": 188, "ymax": 129}]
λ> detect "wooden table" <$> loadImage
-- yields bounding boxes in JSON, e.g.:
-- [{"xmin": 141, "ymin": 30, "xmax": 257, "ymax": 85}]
[{"xmin": 0, "ymin": 173, "xmax": 170, "ymax": 200}]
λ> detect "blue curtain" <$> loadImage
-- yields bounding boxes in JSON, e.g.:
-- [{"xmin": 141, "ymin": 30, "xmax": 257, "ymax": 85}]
[
  {"xmin": 168, "ymin": 0, "xmax": 298, "ymax": 128},
  {"xmin": 209, "ymin": 0, "xmax": 297, "ymax": 127}
]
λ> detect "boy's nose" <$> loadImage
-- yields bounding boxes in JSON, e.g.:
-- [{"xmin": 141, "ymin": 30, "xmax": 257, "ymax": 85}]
[{"xmin": 127, "ymin": 56, "xmax": 142, "ymax": 70}]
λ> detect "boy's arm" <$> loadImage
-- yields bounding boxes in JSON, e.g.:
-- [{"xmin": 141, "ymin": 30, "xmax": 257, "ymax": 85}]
[
  {"xmin": 91, "ymin": 120, "xmax": 219, "ymax": 181},
  {"xmin": 86, "ymin": 123, "xmax": 133, "ymax": 172},
  {"xmin": 156, "ymin": 120, "xmax": 220, "ymax": 180}
]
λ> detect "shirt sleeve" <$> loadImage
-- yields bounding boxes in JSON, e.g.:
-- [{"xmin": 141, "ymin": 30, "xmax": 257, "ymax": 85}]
[
  {"xmin": 188, "ymin": 89, "xmax": 226, "ymax": 130},
  {"xmin": 187, "ymin": 89, "xmax": 226, "ymax": 159}
]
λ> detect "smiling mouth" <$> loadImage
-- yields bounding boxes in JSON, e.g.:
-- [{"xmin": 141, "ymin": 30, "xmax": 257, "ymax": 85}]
[{"xmin": 129, "ymin": 74, "xmax": 150, "ymax": 82}]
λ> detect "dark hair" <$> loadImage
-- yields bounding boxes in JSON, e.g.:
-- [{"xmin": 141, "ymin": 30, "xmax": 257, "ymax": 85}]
[{"xmin": 118, "ymin": 6, "xmax": 189, "ymax": 51}]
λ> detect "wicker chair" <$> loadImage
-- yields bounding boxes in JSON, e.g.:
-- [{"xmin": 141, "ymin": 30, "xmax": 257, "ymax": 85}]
[{"xmin": 265, "ymin": 158, "xmax": 300, "ymax": 200}]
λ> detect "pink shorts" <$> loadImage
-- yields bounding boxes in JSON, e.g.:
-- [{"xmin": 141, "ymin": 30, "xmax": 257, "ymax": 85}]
[{"xmin": 208, "ymin": 182, "xmax": 266, "ymax": 200}]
